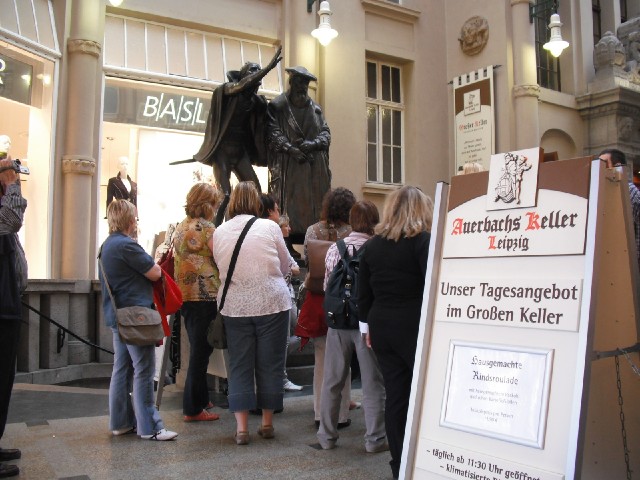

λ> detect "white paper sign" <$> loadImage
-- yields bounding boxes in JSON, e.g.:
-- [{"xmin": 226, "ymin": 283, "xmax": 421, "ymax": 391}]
[
  {"xmin": 441, "ymin": 342, "xmax": 553, "ymax": 448},
  {"xmin": 435, "ymin": 278, "xmax": 583, "ymax": 332}
]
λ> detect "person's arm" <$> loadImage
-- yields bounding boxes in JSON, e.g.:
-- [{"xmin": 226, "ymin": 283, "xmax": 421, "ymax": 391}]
[
  {"xmin": 143, "ymin": 263, "xmax": 162, "ymax": 281},
  {"xmin": 357, "ymin": 246, "xmax": 373, "ymax": 338},
  {"xmin": 416, "ymin": 231, "xmax": 431, "ymax": 277},
  {"xmin": 0, "ymin": 159, "xmax": 26, "ymax": 235},
  {"xmin": 273, "ymin": 223, "xmax": 292, "ymax": 276},
  {"xmin": 224, "ymin": 46, "xmax": 282, "ymax": 95}
]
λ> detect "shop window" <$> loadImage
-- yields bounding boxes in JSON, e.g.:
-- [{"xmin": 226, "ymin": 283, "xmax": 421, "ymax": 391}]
[
  {"xmin": 532, "ymin": 0, "xmax": 562, "ymax": 91},
  {"xmin": 366, "ymin": 61, "xmax": 403, "ymax": 184}
]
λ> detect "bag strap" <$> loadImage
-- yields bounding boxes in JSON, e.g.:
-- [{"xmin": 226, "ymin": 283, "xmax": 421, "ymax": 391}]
[
  {"xmin": 336, "ymin": 239, "xmax": 356, "ymax": 261},
  {"xmin": 98, "ymin": 247, "xmax": 118, "ymax": 313},
  {"xmin": 218, "ymin": 216, "xmax": 258, "ymax": 310}
]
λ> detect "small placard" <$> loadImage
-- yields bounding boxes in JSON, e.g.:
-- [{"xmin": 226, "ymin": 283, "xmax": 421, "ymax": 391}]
[
  {"xmin": 440, "ymin": 341, "xmax": 553, "ymax": 448},
  {"xmin": 487, "ymin": 148, "xmax": 541, "ymax": 210}
]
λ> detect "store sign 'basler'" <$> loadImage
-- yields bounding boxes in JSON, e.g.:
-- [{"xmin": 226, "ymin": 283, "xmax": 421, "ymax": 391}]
[{"xmin": 443, "ymin": 147, "xmax": 588, "ymax": 258}]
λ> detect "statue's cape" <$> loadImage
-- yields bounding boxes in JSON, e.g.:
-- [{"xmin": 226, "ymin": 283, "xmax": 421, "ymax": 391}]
[{"xmin": 193, "ymin": 84, "xmax": 267, "ymax": 167}]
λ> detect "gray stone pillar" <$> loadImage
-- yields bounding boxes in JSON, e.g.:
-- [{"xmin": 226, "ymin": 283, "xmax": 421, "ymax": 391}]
[
  {"xmin": 60, "ymin": 0, "xmax": 104, "ymax": 279},
  {"xmin": 511, "ymin": 0, "xmax": 540, "ymax": 149}
]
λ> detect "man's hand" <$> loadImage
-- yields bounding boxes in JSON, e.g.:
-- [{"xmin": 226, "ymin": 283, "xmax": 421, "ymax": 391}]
[
  {"xmin": 298, "ymin": 140, "xmax": 316, "ymax": 154},
  {"xmin": 266, "ymin": 45, "xmax": 283, "ymax": 71},
  {"xmin": 289, "ymin": 147, "xmax": 307, "ymax": 164},
  {"xmin": 0, "ymin": 159, "xmax": 18, "ymax": 190}
]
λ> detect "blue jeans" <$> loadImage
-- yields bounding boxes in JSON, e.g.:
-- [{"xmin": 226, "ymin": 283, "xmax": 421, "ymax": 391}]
[
  {"xmin": 109, "ymin": 327, "xmax": 164, "ymax": 435},
  {"xmin": 182, "ymin": 301, "xmax": 216, "ymax": 415},
  {"xmin": 224, "ymin": 310, "xmax": 288, "ymax": 412}
]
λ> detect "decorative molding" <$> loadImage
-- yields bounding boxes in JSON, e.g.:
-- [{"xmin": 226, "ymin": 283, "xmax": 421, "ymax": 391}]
[
  {"xmin": 459, "ymin": 16, "xmax": 489, "ymax": 56},
  {"xmin": 67, "ymin": 39, "xmax": 102, "ymax": 57},
  {"xmin": 510, "ymin": 0, "xmax": 532, "ymax": 6},
  {"xmin": 361, "ymin": 0, "xmax": 421, "ymax": 23},
  {"xmin": 513, "ymin": 84, "xmax": 540, "ymax": 99},
  {"xmin": 62, "ymin": 155, "xmax": 96, "ymax": 175}
]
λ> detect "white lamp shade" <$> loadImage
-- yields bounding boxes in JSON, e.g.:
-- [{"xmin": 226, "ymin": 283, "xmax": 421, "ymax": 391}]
[
  {"xmin": 543, "ymin": 13, "xmax": 569, "ymax": 57},
  {"xmin": 311, "ymin": 25, "xmax": 338, "ymax": 46},
  {"xmin": 312, "ymin": 0, "xmax": 338, "ymax": 46},
  {"xmin": 108, "ymin": 0, "xmax": 124, "ymax": 6}
]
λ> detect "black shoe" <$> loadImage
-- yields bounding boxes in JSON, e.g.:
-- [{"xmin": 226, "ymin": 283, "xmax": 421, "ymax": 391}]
[
  {"xmin": 337, "ymin": 419, "xmax": 351, "ymax": 430},
  {"xmin": 315, "ymin": 420, "xmax": 320, "ymax": 429},
  {"xmin": 0, "ymin": 449, "xmax": 20, "ymax": 461},
  {"xmin": 0, "ymin": 464, "xmax": 19, "ymax": 478}
]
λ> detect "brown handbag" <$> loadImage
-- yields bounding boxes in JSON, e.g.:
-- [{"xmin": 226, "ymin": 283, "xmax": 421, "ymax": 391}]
[{"xmin": 304, "ymin": 239, "xmax": 334, "ymax": 294}]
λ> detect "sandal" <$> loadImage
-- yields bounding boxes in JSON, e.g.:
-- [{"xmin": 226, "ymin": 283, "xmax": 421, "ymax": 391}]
[
  {"xmin": 235, "ymin": 431, "xmax": 250, "ymax": 445},
  {"xmin": 257, "ymin": 425, "xmax": 274, "ymax": 439}
]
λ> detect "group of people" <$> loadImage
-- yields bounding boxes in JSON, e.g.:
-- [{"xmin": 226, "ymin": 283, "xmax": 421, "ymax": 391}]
[{"xmin": 98, "ymin": 178, "xmax": 433, "ymax": 480}]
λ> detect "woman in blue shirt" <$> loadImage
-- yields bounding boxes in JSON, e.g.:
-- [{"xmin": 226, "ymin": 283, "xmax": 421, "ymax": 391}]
[{"xmin": 99, "ymin": 199, "xmax": 177, "ymax": 441}]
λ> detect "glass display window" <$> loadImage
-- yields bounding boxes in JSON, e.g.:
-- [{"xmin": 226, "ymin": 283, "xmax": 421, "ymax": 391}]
[{"xmin": 0, "ymin": 40, "xmax": 55, "ymax": 278}]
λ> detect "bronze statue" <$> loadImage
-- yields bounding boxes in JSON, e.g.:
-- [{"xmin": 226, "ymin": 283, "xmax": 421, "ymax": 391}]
[
  {"xmin": 266, "ymin": 66, "xmax": 331, "ymax": 243},
  {"xmin": 193, "ymin": 46, "xmax": 282, "ymax": 225}
]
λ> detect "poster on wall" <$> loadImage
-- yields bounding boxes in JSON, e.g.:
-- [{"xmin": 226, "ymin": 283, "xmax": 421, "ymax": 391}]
[{"xmin": 453, "ymin": 66, "xmax": 495, "ymax": 173}]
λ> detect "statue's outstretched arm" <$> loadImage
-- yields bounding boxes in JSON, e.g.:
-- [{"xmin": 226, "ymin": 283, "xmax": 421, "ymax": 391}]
[{"xmin": 225, "ymin": 46, "xmax": 282, "ymax": 95}]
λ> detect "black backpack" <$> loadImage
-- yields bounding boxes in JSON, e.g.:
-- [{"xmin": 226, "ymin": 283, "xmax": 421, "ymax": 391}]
[{"xmin": 323, "ymin": 239, "xmax": 364, "ymax": 330}]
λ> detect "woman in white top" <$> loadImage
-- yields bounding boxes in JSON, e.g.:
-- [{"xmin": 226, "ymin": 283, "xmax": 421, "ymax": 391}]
[{"xmin": 213, "ymin": 181, "xmax": 291, "ymax": 445}]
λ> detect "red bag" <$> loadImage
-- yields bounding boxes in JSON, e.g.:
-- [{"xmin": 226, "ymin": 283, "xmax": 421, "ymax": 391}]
[
  {"xmin": 294, "ymin": 291, "xmax": 328, "ymax": 350},
  {"xmin": 158, "ymin": 246, "xmax": 174, "ymax": 279},
  {"xmin": 153, "ymin": 270, "xmax": 183, "ymax": 338}
]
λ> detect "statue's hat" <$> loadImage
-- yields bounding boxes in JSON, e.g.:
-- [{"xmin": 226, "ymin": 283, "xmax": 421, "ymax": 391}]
[{"xmin": 285, "ymin": 66, "xmax": 317, "ymax": 82}]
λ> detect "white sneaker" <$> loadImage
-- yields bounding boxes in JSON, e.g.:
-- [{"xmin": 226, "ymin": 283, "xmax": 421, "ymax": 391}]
[
  {"xmin": 141, "ymin": 428, "xmax": 178, "ymax": 441},
  {"xmin": 283, "ymin": 379, "xmax": 303, "ymax": 391}
]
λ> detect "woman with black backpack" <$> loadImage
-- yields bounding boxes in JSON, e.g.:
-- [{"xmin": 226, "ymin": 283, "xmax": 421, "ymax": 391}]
[{"xmin": 316, "ymin": 200, "xmax": 388, "ymax": 454}]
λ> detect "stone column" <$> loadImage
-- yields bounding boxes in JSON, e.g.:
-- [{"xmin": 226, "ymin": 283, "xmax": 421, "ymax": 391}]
[
  {"xmin": 511, "ymin": 0, "xmax": 540, "ymax": 149},
  {"xmin": 60, "ymin": 1, "xmax": 104, "ymax": 279}
]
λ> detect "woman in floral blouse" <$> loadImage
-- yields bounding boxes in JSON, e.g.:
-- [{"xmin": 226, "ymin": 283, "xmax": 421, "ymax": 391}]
[{"xmin": 174, "ymin": 183, "xmax": 221, "ymax": 422}]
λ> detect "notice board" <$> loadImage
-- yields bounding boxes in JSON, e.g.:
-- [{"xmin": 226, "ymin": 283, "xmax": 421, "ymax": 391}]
[{"xmin": 402, "ymin": 154, "xmax": 640, "ymax": 480}]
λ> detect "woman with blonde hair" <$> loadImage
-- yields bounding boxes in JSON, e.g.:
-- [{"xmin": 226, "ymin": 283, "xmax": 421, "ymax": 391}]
[
  {"xmin": 358, "ymin": 186, "xmax": 433, "ymax": 479},
  {"xmin": 173, "ymin": 182, "xmax": 221, "ymax": 422},
  {"xmin": 99, "ymin": 199, "xmax": 177, "ymax": 441},
  {"xmin": 213, "ymin": 181, "xmax": 291, "ymax": 445}
]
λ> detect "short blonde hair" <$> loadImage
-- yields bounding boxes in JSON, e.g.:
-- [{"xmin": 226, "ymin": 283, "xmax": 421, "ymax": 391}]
[
  {"xmin": 375, "ymin": 186, "xmax": 433, "ymax": 241},
  {"xmin": 185, "ymin": 183, "xmax": 220, "ymax": 221},
  {"xmin": 107, "ymin": 199, "xmax": 137, "ymax": 234},
  {"xmin": 461, "ymin": 162, "xmax": 484, "ymax": 175},
  {"xmin": 228, "ymin": 181, "xmax": 261, "ymax": 218},
  {"xmin": 278, "ymin": 214, "xmax": 290, "ymax": 227}
]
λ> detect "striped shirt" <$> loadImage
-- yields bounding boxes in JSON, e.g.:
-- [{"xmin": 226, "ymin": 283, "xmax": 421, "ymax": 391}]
[{"xmin": 0, "ymin": 182, "xmax": 27, "ymax": 235}]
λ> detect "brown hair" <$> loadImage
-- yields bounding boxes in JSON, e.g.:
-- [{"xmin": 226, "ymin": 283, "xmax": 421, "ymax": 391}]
[
  {"xmin": 107, "ymin": 199, "xmax": 137, "ymax": 235},
  {"xmin": 185, "ymin": 183, "xmax": 220, "ymax": 221},
  {"xmin": 228, "ymin": 181, "xmax": 261, "ymax": 218},
  {"xmin": 375, "ymin": 186, "xmax": 433, "ymax": 241},
  {"xmin": 320, "ymin": 187, "xmax": 356, "ymax": 225},
  {"xmin": 349, "ymin": 200, "xmax": 379, "ymax": 235}
]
